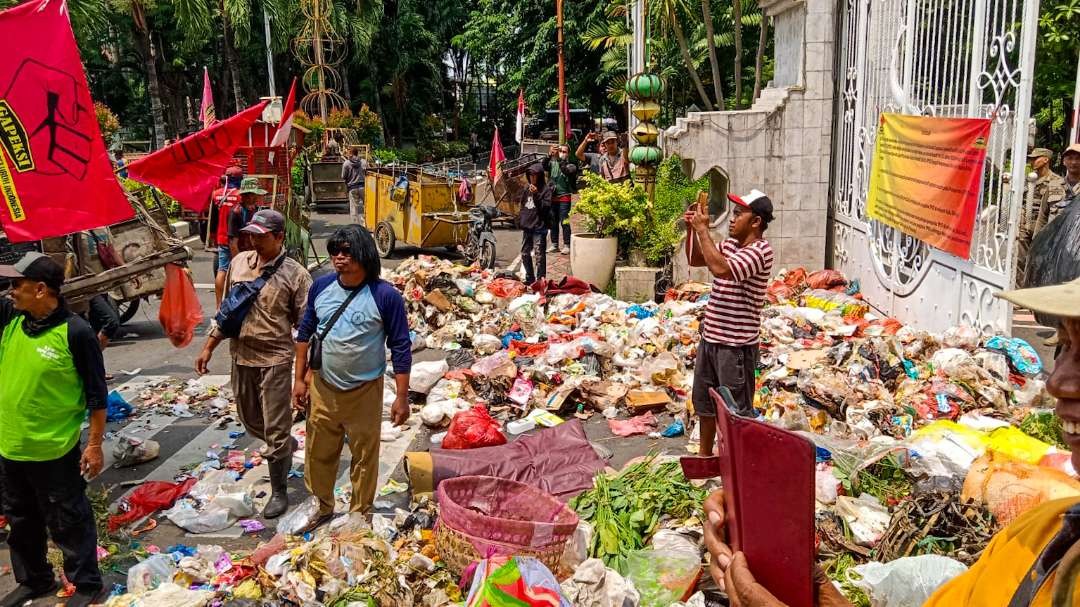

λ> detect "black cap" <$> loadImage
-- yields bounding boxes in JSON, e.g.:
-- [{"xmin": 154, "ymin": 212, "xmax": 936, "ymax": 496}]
[
  {"xmin": 0, "ymin": 252, "xmax": 65, "ymax": 291},
  {"xmin": 240, "ymin": 209, "xmax": 286, "ymax": 234},
  {"xmin": 727, "ymin": 189, "xmax": 775, "ymax": 225}
]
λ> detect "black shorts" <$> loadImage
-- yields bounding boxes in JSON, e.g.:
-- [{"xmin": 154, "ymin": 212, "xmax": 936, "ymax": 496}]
[{"xmin": 692, "ymin": 339, "xmax": 759, "ymax": 417}]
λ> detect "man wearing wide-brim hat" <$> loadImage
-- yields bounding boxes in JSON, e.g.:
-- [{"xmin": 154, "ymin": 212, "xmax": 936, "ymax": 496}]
[{"xmin": 218, "ymin": 176, "xmax": 268, "ymax": 298}]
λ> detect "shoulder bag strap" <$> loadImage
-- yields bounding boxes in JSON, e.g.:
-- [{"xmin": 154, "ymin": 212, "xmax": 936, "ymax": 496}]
[{"xmin": 317, "ymin": 284, "xmax": 364, "ymax": 341}]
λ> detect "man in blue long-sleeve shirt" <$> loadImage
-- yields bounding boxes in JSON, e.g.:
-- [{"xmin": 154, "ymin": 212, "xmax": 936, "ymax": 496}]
[{"xmin": 293, "ymin": 226, "xmax": 411, "ymax": 530}]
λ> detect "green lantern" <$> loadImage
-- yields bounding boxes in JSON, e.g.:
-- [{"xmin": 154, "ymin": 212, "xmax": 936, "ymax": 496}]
[
  {"xmin": 626, "ymin": 73, "xmax": 664, "ymax": 101},
  {"xmin": 629, "ymin": 145, "xmax": 663, "ymax": 166}
]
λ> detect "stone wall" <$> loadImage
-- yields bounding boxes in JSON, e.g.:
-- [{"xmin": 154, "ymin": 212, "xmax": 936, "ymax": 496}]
[{"xmin": 663, "ymin": 0, "xmax": 835, "ymax": 283}]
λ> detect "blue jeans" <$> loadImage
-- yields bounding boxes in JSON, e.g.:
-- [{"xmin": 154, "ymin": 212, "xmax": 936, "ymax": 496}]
[
  {"xmin": 549, "ymin": 200, "xmax": 572, "ymax": 247},
  {"xmin": 217, "ymin": 248, "xmax": 232, "ymax": 273}
]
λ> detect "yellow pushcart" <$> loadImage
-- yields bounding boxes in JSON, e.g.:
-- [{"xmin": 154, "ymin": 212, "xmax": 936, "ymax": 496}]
[{"xmin": 364, "ymin": 167, "xmax": 474, "ymax": 258}]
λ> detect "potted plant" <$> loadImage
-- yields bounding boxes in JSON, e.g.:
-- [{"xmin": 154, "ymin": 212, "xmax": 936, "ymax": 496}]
[{"xmin": 571, "ymin": 173, "xmax": 649, "ymax": 290}]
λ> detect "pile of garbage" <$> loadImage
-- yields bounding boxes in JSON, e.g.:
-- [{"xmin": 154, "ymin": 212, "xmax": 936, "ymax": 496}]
[
  {"xmin": 385, "ymin": 258, "xmax": 1074, "ymax": 605},
  {"xmin": 102, "ymin": 257, "xmax": 1077, "ymax": 606}
]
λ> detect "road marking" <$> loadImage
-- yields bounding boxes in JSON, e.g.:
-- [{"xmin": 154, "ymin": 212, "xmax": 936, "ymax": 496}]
[{"xmin": 194, "ymin": 283, "xmax": 215, "ymax": 290}]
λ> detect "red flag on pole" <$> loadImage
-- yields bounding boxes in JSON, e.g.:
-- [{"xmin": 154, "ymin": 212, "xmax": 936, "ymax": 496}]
[
  {"xmin": 126, "ymin": 101, "xmax": 269, "ymax": 214},
  {"xmin": 0, "ymin": 0, "xmax": 134, "ymax": 242},
  {"xmin": 199, "ymin": 67, "xmax": 216, "ymax": 129},
  {"xmin": 488, "ymin": 128, "xmax": 506, "ymax": 184},
  {"xmin": 269, "ymin": 77, "xmax": 297, "ymax": 148},
  {"xmin": 515, "ymin": 90, "xmax": 525, "ymax": 144}
]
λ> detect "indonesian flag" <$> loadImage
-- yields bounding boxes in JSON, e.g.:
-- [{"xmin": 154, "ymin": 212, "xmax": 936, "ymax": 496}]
[
  {"xmin": 199, "ymin": 67, "xmax": 215, "ymax": 129},
  {"xmin": 0, "ymin": 0, "xmax": 133, "ymax": 242},
  {"xmin": 515, "ymin": 90, "xmax": 525, "ymax": 143},
  {"xmin": 126, "ymin": 100, "xmax": 269, "ymax": 213},
  {"xmin": 269, "ymin": 77, "xmax": 297, "ymax": 148},
  {"xmin": 488, "ymin": 128, "xmax": 506, "ymax": 184}
]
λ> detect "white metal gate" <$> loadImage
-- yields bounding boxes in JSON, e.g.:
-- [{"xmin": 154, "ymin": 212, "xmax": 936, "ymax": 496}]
[{"xmin": 829, "ymin": 0, "xmax": 1040, "ymax": 334}]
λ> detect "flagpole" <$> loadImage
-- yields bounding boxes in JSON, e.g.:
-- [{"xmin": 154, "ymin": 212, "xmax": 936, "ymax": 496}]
[
  {"xmin": 556, "ymin": 0, "xmax": 566, "ymax": 146},
  {"xmin": 263, "ymin": 10, "xmax": 276, "ymax": 99}
]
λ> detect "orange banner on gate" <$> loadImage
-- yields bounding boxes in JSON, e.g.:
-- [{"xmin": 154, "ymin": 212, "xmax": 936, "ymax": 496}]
[{"xmin": 866, "ymin": 113, "xmax": 992, "ymax": 259}]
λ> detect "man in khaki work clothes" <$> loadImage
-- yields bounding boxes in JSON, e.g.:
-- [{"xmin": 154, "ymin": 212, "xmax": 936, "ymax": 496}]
[
  {"xmin": 196, "ymin": 210, "xmax": 312, "ymax": 518},
  {"xmin": 293, "ymin": 226, "xmax": 412, "ymax": 532},
  {"xmin": 1019, "ymin": 147, "xmax": 1066, "ymax": 278}
]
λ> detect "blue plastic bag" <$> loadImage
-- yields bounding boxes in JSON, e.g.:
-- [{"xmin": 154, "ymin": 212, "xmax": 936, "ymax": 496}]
[{"xmin": 106, "ymin": 391, "xmax": 134, "ymax": 422}]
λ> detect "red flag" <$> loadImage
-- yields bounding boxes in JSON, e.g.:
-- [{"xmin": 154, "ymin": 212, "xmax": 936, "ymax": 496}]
[
  {"xmin": 199, "ymin": 67, "xmax": 216, "ymax": 129},
  {"xmin": 126, "ymin": 101, "xmax": 269, "ymax": 214},
  {"xmin": 269, "ymin": 77, "xmax": 296, "ymax": 148},
  {"xmin": 515, "ymin": 90, "xmax": 525, "ymax": 144},
  {"xmin": 0, "ymin": 0, "xmax": 133, "ymax": 242},
  {"xmin": 488, "ymin": 128, "xmax": 506, "ymax": 184}
]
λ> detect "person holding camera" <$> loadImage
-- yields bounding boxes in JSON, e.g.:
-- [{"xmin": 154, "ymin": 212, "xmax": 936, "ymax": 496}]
[
  {"xmin": 576, "ymin": 130, "xmax": 629, "ymax": 184},
  {"xmin": 543, "ymin": 144, "xmax": 579, "ymax": 255}
]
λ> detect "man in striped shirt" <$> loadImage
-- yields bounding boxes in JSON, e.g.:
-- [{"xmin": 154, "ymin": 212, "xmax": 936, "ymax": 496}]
[{"xmin": 685, "ymin": 189, "xmax": 775, "ymax": 456}]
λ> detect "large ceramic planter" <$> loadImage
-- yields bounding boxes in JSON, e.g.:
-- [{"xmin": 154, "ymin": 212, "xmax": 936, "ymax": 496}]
[{"xmin": 570, "ymin": 233, "xmax": 618, "ymax": 291}]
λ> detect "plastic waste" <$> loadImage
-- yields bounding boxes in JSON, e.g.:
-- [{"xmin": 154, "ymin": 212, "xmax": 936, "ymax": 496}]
[
  {"xmin": 106, "ymin": 391, "xmax": 134, "ymax": 422},
  {"xmin": 442, "ymin": 405, "xmax": 508, "ymax": 450},
  {"xmin": 381, "ymin": 421, "xmax": 403, "ymax": 442},
  {"xmin": 661, "ymin": 420, "xmax": 685, "ymax": 438},
  {"xmin": 112, "ymin": 436, "xmax": 161, "ymax": 468},
  {"xmin": 127, "ymin": 554, "xmax": 177, "ymax": 594},
  {"xmin": 560, "ymin": 558, "xmax": 640, "ymax": 607},
  {"xmin": 625, "ymin": 548, "xmax": 700, "ymax": 607},
  {"xmin": 276, "ymin": 496, "xmax": 321, "ymax": 536},
  {"xmin": 849, "ymin": 555, "xmax": 967, "ymax": 607},
  {"xmin": 409, "ymin": 359, "xmax": 449, "ymax": 394},
  {"xmin": 507, "ymin": 418, "xmax": 537, "ymax": 435},
  {"xmin": 108, "ymin": 479, "xmax": 196, "ymax": 533},
  {"xmin": 471, "ymin": 350, "xmax": 518, "ymax": 379},
  {"xmin": 834, "ymin": 494, "xmax": 891, "ymax": 546}
]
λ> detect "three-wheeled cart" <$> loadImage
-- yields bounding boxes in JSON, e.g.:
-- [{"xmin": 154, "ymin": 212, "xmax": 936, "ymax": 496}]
[{"xmin": 364, "ymin": 166, "xmax": 474, "ymax": 259}]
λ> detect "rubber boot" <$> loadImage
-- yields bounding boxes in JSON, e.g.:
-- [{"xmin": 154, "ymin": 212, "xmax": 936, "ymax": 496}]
[{"xmin": 263, "ymin": 459, "xmax": 290, "ymax": 519}]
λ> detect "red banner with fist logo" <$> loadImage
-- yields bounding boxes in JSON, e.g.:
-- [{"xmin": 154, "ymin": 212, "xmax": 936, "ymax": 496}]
[{"xmin": 0, "ymin": 0, "xmax": 133, "ymax": 242}]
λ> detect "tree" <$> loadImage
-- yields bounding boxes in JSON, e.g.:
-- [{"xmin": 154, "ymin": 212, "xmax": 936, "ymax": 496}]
[
  {"xmin": 700, "ymin": 0, "xmax": 723, "ymax": 108},
  {"xmin": 731, "ymin": 0, "xmax": 742, "ymax": 108},
  {"xmin": 656, "ymin": 0, "xmax": 713, "ymax": 110}
]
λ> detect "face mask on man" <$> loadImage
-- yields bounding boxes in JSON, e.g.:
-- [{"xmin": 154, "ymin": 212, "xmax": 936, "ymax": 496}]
[{"xmin": 559, "ymin": 152, "xmax": 568, "ymax": 160}]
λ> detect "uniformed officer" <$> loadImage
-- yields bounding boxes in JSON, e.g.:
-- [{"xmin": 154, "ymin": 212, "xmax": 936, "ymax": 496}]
[{"xmin": 1018, "ymin": 148, "xmax": 1066, "ymax": 279}]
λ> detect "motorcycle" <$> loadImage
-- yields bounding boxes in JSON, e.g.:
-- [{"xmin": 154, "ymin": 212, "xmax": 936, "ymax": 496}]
[{"xmin": 462, "ymin": 205, "xmax": 498, "ymax": 270}]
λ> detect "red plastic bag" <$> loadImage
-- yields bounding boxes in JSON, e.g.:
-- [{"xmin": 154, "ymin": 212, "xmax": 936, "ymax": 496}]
[
  {"xmin": 488, "ymin": 278, "xmax": 526, "ymax": 299},
  {"xmin": 442, "ymin": 405, "xmax": 508, "ymax": 450},
  {"xmin": 806, "ymin": 269, "xmax": 847, "ymax": 290},
  {"xmin": 108, "ymin": 478, "xmax": 196, "ymax": 532},
  {"xmin": 159, "ymin": 263, "xmax": 203, "ymax": 348}
]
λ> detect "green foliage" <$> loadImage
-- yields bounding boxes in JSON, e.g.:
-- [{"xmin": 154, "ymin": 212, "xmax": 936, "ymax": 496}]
[
  {"xmin": 1034, "ymin": 0, "xmax": 1080, "ymax": 148},
  {"xmin": 371, "ymin": 148, "xmax": 400, "ymax": 164},
  {"xmin": 570, "ymin": 456, "xmax": 706, "ymax": 574},
  {"xmin": 95, "ymin": 102, "xmax": 121, "ymax": 143},
  {"xmin": 291, "ymin": 152, "xmax": 308, "ymax": 198},
  {"xmin": 353, "ymin": 105, "xmax": 383, "ymax": 145},
  {"xmin": 641, "ymin": 154, "xmax": 708, "ymax": 264},
  {"xmin": 824, "ymin": 553, "xmax": 872, "ymax": 607},
  {"xmin": 122, "ymin": 178, "xmax": 180, "ymax": 218},
  {"xmin": 574, "ymin": 172, "xmax": 650, "ymax": 239},
  {"xmin": 1020, "ymin": 411, "xmax": 1069, "ymax": 450}
]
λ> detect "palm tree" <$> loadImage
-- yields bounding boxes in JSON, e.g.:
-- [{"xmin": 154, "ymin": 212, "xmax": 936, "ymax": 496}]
[
  {"xmin": 700, "ymin": 0, "xmax": 724, "ymax": 108},
  {"xmin": 120, "ymin": 0, "xmax": 168, "ymax": 148},
  {"xmin": 732, "ymin": 0, "xmax": 742, "ymax": 108},
  {"xmin": 752, "ymin": 12, "xmax": 768, "ymax": 101},
  {"xmin": 654, "ymin": 0, "xmax": 714, "ymax": 110}
]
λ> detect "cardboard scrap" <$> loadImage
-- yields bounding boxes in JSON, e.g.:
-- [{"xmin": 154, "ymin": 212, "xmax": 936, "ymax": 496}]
[{"xmin": 626, "ymin": 390, "xmax": 673, "ymax": 413}]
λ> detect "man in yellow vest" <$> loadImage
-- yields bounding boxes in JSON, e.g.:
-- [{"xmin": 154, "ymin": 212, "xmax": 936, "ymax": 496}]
[{"xmin": 0, "ymin": 253, "xmax": 106, "ymax": 607}]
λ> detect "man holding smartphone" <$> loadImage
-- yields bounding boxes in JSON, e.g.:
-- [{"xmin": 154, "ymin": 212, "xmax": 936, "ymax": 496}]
[
  {"xmin": 685, "ymin": 190, "xmax": 774, "ymax": 455},
  {"xmin": 576, "ymin": 131, "xmax": 629, "ymax": 184},
  {"xmin": 0, "ymin": 253, "xmax": 106, "ymax": 607}
]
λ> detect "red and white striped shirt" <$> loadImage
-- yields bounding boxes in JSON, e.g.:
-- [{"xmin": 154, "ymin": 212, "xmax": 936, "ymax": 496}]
[{"xmin": 702, "ymin": 238, "xmax": 774, "ymax": 346}]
